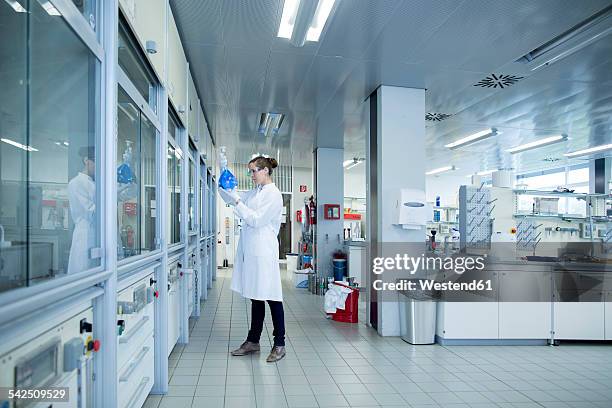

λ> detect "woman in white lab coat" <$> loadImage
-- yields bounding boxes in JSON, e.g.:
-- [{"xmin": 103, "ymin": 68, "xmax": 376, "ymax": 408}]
[
  {"xmin": 218, "ymin": 156, "xmax": 286, "ymax": 362},
  {"xmin": 67, "ymin": 147, "xmax": 96, "ymax": 274}
]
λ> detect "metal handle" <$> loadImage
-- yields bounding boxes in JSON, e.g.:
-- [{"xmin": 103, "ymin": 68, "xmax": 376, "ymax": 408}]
[
  {"xmin": 119, "ymin": 346, "xmax": 151, "ymax": 382},
  {"xmin": 119, "ymin": 316, "xmax": 150, "ymax": 344},
  {"xmin": 125, "ymin": 377, "xmax": 151, "ymax": 408}
]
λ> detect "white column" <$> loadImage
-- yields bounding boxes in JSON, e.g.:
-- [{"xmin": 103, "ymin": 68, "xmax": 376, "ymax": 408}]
[
  {"xmin": 367, "ymin": 86, "xmax": 426, "ymax": 336},
  {"xmin": 315, "ymin": 148, "xmax": 344, "ymax": 277}
]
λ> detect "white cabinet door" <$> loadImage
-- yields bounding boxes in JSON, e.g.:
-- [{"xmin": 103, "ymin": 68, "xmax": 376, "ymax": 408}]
[
  {"xmin": 167, "ymin": 9, "xmax": 187, "ymax": 122},
  {"xmin": 554, "ymin": 302, "xmax": 604, "ymax": 340},
  {"xmin": 499, "ymin": 302, "xmax": 551, "ymax": 339},
  {"xmin": 134, "ymin": 0, "xmax": 166, "ymax": 81},
  {"xmin": 605, "ymin": 299, "xmax": 612, "ymax": 340},
  {"xmin": 437, "ymin": 302, "xmax": 498, "ymax": 339}
]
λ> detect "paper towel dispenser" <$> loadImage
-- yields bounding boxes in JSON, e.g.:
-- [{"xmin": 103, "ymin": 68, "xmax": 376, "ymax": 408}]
[{"xmin": 394, "ymin": 189, "xmax": 430, "ymax": 229}]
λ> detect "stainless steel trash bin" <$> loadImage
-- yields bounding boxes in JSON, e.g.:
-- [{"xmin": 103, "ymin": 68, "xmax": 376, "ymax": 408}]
[{"xmin": 399, "ymin": 281, "xmax": 440, "ymax": 344}]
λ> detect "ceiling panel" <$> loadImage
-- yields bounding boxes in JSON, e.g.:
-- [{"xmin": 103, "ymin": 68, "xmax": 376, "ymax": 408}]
[
  {"xmin": 260, "ymin": 51, "xmax": 314, "ymax": 111},
  {"xmin": 184, "ymin": 44, "xmax": 231, "ymax": 106},
  {"xmin": 171, "ymin": 0, "xmax": 224, "ymax": 45},
  {"xmin": 363, "ymin": 0, "xmax": 466, "ymax": 64},
  {"xmin": 224, "ymin": 47, "xmax": 269, "ymax": 108},
  {"xmin": 171, "ymin": 0, "xmax": 612, "ymax": 174},
  {"xmin": 220, "ymin": 0, "xmax": 280, "ymax": 50},
  {"xmin": 316, "ymin": 0, "xmax": 400, "ymax": 59},
  {"xmin": 293, "ymin": 55, "xmax": 358, "ymax": 113}
]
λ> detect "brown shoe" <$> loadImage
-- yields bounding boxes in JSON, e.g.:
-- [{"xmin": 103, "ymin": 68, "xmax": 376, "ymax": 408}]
[
  {"xmin": 266, "ymin": 346, "xmax": 286, "ymax": 363},
  {"xmin": 231, "ymin": 341, "xmax": 260, "ymax": 356}
]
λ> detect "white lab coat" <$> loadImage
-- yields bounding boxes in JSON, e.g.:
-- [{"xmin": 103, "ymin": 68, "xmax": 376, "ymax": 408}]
[
  {"xmin": 231, "ymin": 183, "xmax": 283, "ymax": 301},
  {"xmin": 67, "ymin": 172, "xmax": 95, "ymax": 274}
]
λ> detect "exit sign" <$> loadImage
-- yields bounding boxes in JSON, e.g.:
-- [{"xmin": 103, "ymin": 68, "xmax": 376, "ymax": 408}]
[{"xmin": 299, "ymin": 185, "xmax": 307, "ymax": 192}]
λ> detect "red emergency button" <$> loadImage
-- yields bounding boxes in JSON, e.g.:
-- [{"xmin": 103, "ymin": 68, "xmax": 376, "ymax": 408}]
[
  {"xmin": 93, "ymin": 340, "xmax": 101, "ymax": 352},
  {"xmin": 154, "ymin": 290, "xmax": 159, "ymax": 298}
]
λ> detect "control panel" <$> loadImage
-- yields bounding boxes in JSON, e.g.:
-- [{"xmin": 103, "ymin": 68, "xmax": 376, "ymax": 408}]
[{"xmin": 0, "ymin": 307, "xmax": 97, "ymax": 408}]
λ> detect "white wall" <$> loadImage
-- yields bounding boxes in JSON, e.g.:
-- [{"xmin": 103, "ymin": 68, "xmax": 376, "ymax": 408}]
[
  {"xmin": 425, "ymin": 173, "xmax": 467, "ymax": 207},
  {"xmin": 344, "ymin": 165, "xmax": 366, "ymax": 200}
]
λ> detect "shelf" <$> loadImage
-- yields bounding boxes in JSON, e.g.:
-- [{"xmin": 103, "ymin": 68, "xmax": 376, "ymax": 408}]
[
  {"xmin": 430, "ymin": 205, "xmax": 459, "ymax": 210},
  {"xmin": 428, "ymin": 221, "xmax": 458, "ymax": 225},
  {"xmin": 514, "ymin": 189, "xmax": 609, "ymax": 199},
  {"xmin": 513, "ymin": 213, "xmax": 611, "ymax": 223}
]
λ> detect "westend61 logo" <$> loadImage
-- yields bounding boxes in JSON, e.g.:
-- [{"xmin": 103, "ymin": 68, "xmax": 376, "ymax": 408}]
[{"xmin": 372, "ymin": 254, "xmax": 487, "ymax": 275}]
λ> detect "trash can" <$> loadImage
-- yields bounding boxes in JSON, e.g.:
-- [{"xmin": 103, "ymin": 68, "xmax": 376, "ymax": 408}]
[
  {"xmin": 330, "ymin": 282, "xmax": 359, "ymax": 323},
  {"xmin": 332, "ymin": 258, "xmax": 347, "ymax": 281},
  {"xmin": 398, "ymin": 280, "xmax": 440, "ymax": 344}
]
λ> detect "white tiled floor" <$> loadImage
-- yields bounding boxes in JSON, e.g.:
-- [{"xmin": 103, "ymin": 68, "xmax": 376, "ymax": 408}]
[{"xmin": 145, "ymin": 267, "xmax": 612, "ymax": 408}]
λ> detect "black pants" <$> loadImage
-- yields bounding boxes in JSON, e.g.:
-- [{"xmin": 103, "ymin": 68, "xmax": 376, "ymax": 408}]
[{"xmin": 246, "ymin": 299, "xmax": 285, "ymax": 347}]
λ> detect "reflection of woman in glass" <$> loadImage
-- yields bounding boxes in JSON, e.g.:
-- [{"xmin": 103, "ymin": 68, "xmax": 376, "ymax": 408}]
[{"xmin": 67, "ymin": 147, "xmax": 95, "ymax": 274}]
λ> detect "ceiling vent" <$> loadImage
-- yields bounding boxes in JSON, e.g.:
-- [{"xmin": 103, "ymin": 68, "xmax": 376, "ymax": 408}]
[
  {"xmin": 473, "ymin": 74, "xmax": 524, "ymax": 89},
  {"xmin": 425, "ymin": 112, "xmax": 453, "ymax": 122}
]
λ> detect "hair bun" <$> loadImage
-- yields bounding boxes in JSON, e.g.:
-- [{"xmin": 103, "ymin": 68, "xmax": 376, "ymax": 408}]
[{"xmin": 269, "ymin": 158, "xmax": 278, "ymax": 169}]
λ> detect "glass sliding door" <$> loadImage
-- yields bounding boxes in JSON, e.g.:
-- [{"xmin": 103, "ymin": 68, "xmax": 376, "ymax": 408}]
[{"xmin": 1, "ymin": 0, "xmax": 102, "ymax": 294}]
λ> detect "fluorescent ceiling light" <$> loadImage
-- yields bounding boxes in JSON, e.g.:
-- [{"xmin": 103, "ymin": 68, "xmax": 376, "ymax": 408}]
[
  {"xmin": 4, "ymin": 0, "xmax": 27, "ymax": 12},
  {"xmin": 278, "ymin": 0, "xmax": 336, "ymax": 46},
  {"xmin": 278, "ymin": 0, "xmax": 300, "ymax": 39},
  {"xmin": 517, "ymin": 5, "xmax": 612, "ymax": 71},
  {"xmin": 444, "ymin": 128, "xmax": 498, "ymax": 149},
  {"xmin": 306, "ymin": 0, "xmax": 335, "ymax": 41},
  {"xmin": 38, "ymin": 0, "xmax": 61, "ymax": 15},
  {"xmin": 564, "ymin": 143, "xmax": 612, "ymax": 158},
  {"xmin": 426, "ymin": 165, "xmax": 456, "ymax": 176},
  {"xmin": 507, "ymin": 135, "xmax": 566, "ymax": 154},
  {"xmin": 258, "ymin": 113, "xmax": 285, "ymax": 137},
  {"xmin": 1, "ymin": 138, "xmax": 38, "ymax": 152}
]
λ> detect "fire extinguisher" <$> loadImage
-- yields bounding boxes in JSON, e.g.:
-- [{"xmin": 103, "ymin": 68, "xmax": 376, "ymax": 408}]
[
  {"xmin": 296, "ymin": 210, "xmax": 302, "ymax": 223},
  {"xmin": 309, "ymin": 196, "xmax": 316, "ymax": 225},
  {"xmin": 126, "ymin": 225, "xmax": 134, "ymax": 249}
]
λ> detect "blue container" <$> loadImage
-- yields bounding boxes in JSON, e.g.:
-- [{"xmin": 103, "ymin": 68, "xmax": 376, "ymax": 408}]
[
  {"xmin": 219, "ymin": 168, "xmax": 237, "ymax": 190},
  {"xmin": 332, "ymin": 259, "xmax": 347, "ymax": 281}
]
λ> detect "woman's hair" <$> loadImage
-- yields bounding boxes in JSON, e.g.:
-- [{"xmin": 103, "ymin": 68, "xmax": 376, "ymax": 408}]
[{"xmin": 249, "ymin": 156, "xmax": 278, "ymax": 175}]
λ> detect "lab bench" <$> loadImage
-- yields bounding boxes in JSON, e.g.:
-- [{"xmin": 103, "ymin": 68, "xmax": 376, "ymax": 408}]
[{"xmin": 435, "ymin": 260, "xmax": 612, "ymax": 344}]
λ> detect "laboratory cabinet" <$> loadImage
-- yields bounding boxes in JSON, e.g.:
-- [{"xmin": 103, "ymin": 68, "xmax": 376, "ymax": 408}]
[
  {"xmin": 553, "ymin": 302, "xmax": 605, "ymax": 340},
  {"xmin": 0, "ymin": 305, "xmax": 96, "ymax": 408},
  {"xmin": 116, "ymin": 273, "xmax": 156, "ymax": 408},
  {"xmin": 118, "ymin": 0, "xmax": 167, "ymax": 83},
  {"xmin": 167, "ymin": 9, "xmax": 188, "ymax": 123}
]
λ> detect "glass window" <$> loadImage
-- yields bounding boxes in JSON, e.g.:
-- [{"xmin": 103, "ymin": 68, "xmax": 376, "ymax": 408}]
[
  {"xmin": 0, "ymin": 1, "xmax": 100, "ymax": 294},
  {"xmin": 117, "ymin": 88, "xmax": 158, "ymax": 260},
  {"xmin": 118, "ymin": 19, "xmax": 157, "ymax": 113},
  {"xmin": 167, "ymin": 114, "xmax": 182, "ymax": 245}
]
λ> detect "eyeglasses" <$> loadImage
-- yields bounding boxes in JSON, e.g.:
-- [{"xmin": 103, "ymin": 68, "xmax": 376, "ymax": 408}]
[{"xmin": 247, "ymin": 167, "xmax": 262, "ymax": 175}]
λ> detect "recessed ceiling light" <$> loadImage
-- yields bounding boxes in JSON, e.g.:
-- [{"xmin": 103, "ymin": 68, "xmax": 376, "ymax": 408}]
[
  {"xmin": 444, "ymin": 128, "xmax": 498, "ymax": 149},
  {"xmin": 564, "ymin": 143, "xmax": 612, "ymax": 158},
  {"xmin": 426, "ymin": 165, "xmax": 456, "ymax": 176},
  {"xmin": 38, "ymin": 0, "xmax": 61, "ymax": 15},
  {"xmin": 1, "ymin": 138, "xmax": 38, "ymax": 152},
  {"xmin": 507, "ymin": 135, "xmax": 567, "ymax": 154},
  {"xmin": 258, "ymin": 113, "xmax": 285, "ymax": 137},
  {"xmin": 278, "ymin": 0, "xmax": 336, "ymax": 47},
  {"xmin": 4, "ymin": 0, "xmax": 26, "ymax": 12},
  {"xmin": 306, "ymin": 0, "xmax": 335, "ymax": 41}
]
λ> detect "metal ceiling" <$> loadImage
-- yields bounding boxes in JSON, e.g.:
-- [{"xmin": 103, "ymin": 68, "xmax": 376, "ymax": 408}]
[{"xmin": 171, "ymin": 0, "xmax": 612, "ymax": 174}]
